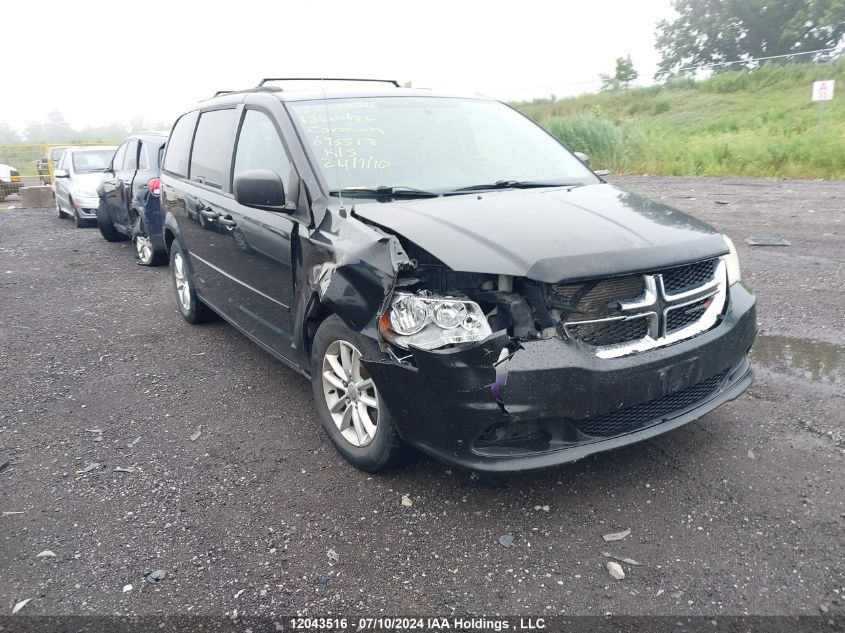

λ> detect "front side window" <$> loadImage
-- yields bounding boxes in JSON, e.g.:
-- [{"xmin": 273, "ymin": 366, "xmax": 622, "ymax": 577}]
[
  {"xmin": 111, "ymin": 143, "xmax": 127, "ymax": 171},
  {"xmin": 289, "ymin": 97, "xmax": 598, "ymax": 195},
  {"xmin": 73, "ymin": 149, "xmax": 115, "ymax": 174},
  {"xmin": 189, "ymin": 109, "xmax": 238, "ymax": 190},
  {"xmin": 124, "ymin": 140, "xmax": 139, "ymax": 171},
  {"xmin": 233, "ymin": 110, "xmax": 292, "ymax": 186},
  {"xmin": 162, "ymin": 111, "xmax": 198, "ymax": 178}
]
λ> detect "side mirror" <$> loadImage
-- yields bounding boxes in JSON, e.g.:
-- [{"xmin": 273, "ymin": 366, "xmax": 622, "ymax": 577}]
[
  {"xmin": 574, "ymin": 152, "xmax": 590, "ymax": 167},
  {"xmin": 54, "ymin": 169, "xmax": 69, "ymax": 178},
  {"xmin": 233, "ymin": 169, "xmax": 287, "ymax": 211}
]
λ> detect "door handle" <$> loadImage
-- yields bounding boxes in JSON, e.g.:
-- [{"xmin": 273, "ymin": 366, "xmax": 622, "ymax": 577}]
[
  {"xmin": 219, "ymin": 215, "xmax": 237, "ymax": 228},
  {"xmin": 200, "ymin": 208, "xmax": 218, "ymax": 219}
]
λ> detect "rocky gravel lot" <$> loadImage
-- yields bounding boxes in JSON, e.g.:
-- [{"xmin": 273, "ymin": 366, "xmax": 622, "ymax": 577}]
[{"xmin": 0, "ymin": 177, "xmax": 843, "ymax": 621}]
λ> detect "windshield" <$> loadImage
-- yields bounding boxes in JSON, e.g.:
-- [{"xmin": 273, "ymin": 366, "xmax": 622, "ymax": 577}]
[
  {"xmin": 289, "ymin": 97, "xmax": 599, "ymax": 195},
  {"xmin": 72, "ymin": 149, "xmax": 114, "ymax": 173}
]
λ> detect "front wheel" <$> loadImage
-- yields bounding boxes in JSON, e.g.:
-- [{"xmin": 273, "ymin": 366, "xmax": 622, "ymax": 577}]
[
  {"xmin": 70, "ymin": 198, "xmax": 91, "ymax": 228},
  {"xmin": 96, "ymin": 206, "xmax": 128, "ymax": 242},
  {"xmin": 170, "ymin": 241, "xmax": 214, "ymax": 324},
  {"xmin": 310, "ymin": 315, "xmax": 411, "ymax": 472}
]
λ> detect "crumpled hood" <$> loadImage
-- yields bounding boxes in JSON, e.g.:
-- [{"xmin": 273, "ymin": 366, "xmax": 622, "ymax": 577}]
[{"xmin": 352, "ymin": 183, "xmax": 729, "ymax": 283}]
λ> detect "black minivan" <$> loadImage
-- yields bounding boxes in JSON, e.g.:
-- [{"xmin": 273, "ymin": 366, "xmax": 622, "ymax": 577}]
[{"xmin": 160, "ymin": 79, "xmax": 756, "ymax": 472}]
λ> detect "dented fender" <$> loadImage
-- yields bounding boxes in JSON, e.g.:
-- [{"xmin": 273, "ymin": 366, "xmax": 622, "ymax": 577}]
[{"xmin": 291, "ymin": 204, "xmax": 412, "ymax": 356}]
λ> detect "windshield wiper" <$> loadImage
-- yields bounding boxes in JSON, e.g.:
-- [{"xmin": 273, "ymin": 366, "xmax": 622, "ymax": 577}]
[
  {"xmin": 447, "ymin": 180, "xmax": 583, "ymax": 193},
  {"xmin": 329, "ymin": 186, "xmax": 440, "ymax": 199}
]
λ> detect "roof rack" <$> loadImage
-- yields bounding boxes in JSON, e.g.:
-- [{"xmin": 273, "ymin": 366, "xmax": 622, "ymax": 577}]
[
  {"xmin": 257, "ymin": 77, "xmax": 400, "ymax": 88},
  {"xmin": 208, "ymin": 86, "xmax": 283, "ymax": 99}
]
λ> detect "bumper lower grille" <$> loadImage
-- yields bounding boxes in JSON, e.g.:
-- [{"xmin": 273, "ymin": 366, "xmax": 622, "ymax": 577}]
[{"xmin": 575, "ymin": 368, "xmax": 729, "ymax": 437}]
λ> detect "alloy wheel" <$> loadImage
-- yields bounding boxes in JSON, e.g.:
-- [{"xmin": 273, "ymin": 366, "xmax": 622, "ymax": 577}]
[
  {"xmin": 136, "ymin": 235, "xmax": 153, "ymax": 264},
  {"xmin": 173, "ymin": 252, "xmax": 192, "ymax": 312},
  {"xmin": 321, "ymin": 340, "xmax": 379, "ymax": 447}
]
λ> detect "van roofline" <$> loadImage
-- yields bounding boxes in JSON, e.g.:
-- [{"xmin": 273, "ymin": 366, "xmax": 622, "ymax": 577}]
[{"xmin": 199, "ymin": 86, "xmax": 497, "ymax": 104}]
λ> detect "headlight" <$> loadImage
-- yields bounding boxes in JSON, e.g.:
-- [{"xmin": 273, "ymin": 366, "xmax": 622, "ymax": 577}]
[
  {"xmin": 722, "ymin": 235, "xmax": 741, "ymax": 285},
  {"xmin": 380, "ymin": 292, "xmax": 492, "ymax": 350}
]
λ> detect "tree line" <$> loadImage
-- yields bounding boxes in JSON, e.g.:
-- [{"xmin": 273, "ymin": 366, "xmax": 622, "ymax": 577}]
[
  {"xmin": 0, "ymin": 110, "xmax": 168, "ymax": 145},
  {"xmin": 601, "ymin": 0, "xmax": 844, "ymax": 92}
]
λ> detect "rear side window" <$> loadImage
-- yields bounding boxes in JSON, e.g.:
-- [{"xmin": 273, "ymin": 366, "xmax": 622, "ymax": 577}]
[
  {"xmin": 189, "ymin": 109, "xmax": 237, "ymax": 190},
  {"xmin": 124, "ymin": 140, "xmax": 139, "ymax": 170},
  {"xmin": 162, "ymin": 111, "xmax": 198, "ymax": 178},
  {"xmin": 233, "ymin": 110, "xmax": 292, "ymax": 185},
  {"xmin": 139, "ymin": 141, "xmax": 159, "ymax": 170}
]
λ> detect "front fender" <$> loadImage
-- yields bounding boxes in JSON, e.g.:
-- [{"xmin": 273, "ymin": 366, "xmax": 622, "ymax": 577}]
[{"xmin": 291, "ymin": 205, "xmax": 412, "ymax": 358}]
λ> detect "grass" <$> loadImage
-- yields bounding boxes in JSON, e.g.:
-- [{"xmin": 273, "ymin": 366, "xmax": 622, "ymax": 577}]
[{"xmin": 515, "ymin": 60, "xmax": 845, "ymax": 179}]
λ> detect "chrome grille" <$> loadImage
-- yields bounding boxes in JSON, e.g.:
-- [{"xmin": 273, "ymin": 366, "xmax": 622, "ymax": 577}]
[
  {"xmin": 552, "ymin": 257, "xmax": 725, "ymax": 358},
  {"xmin": 575, "ymin": 368, "xmax": 729, "ymax": 437},
  {"xmin": 549, "ymin": 276, "xmax": 644, "ymax": 320},
  {"xmin": 567, "ymin": 316, "xmax": 649, "ymax": 346},
  {"xmin": 666, "ymin": 296, "xmax": 711, "ymax": 334},
  {"xmin": 662, "ymin": 259, "xmax": 717, "ymax": 295}
]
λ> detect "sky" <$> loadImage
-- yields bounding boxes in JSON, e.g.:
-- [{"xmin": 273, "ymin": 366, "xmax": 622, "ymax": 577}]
[{"xmin": 1, "ymin": 0, "xmax": 675, "ymax": 132}]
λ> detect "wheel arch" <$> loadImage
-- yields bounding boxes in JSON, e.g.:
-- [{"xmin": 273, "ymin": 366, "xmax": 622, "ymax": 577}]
[
  {"xmin": 163, "ymin": 211, "xmax": 181, "ymax": 255},
  {"xmin": 301, "ymin": 292, "xmax": 335, "ymax": 359}
]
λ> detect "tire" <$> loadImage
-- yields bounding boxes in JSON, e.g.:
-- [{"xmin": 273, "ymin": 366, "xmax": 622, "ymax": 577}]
[
  {"xmin": 96, "ymin": 206, "xmax": 128, "ymax": 242},
  {"xmin": 310, "ymin": 315, "xmax": 411, "ymax": 472},
  {"xmin": 170, "ymin": 240, "xmax": 214, "ymax": 324},
  {"xmin": 73, "ymin": 209, "xmax": 90, "ymax": 228},
  {"xmin": 134, "ymin": 219, "xmax": 168, "ymax": 266},
  {"xmin": 56, "ymin": 195, "xmax": 69, "ymax": 219},
  {"xmin": 70, "ymin": 198, "xmax": 91, "ymax": 228}
]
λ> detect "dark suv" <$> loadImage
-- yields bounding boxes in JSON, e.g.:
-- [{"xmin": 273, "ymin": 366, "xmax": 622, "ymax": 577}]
[
  {"xmin": 96, "ymin": 132, "xmax": 169, "ymax": 266},
  {"xmin": 161, "ymin": 79, "xmax": 756, "ymax": 472}
]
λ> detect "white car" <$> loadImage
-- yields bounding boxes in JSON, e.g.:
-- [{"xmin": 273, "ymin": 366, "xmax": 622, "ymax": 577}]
[
  {"xmin": 0, "ymin": 163, "xmax": 23, "ymax": 202},
  {"xmin": 54, "ymin": 146, "xmax": 117, "ymax": 227}
]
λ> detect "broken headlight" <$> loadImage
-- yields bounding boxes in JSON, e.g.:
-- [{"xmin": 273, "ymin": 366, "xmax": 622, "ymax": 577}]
[
  {"xmin": 721, "ymin": 235, "xmax": 741, "ymax": 285},
  {"xmin": 380, "ymin": 292, "xmax": 492, "ymax": 350}
]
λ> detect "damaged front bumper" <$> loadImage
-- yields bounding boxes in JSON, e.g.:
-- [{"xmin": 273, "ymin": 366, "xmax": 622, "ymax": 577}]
[{"xmin": 364, "ymin": 284, "xmax": 756, "ymax": 472}]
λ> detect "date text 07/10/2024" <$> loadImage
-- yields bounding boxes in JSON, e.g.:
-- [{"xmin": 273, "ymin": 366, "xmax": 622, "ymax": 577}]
[{"xmin": 288, "ymin": 617, "xmax": 547, "ymax": 631}]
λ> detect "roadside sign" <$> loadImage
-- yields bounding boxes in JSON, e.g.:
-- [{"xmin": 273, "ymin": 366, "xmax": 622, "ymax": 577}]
[{"xmin": 812, "ymin": 80, "xmax": 835, "ymax": 101}]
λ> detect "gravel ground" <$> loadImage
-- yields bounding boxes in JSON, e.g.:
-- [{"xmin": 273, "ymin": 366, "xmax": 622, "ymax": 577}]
[{"xmin": 0, "ymin": 177, "xmax": 842, "ymax": 619}]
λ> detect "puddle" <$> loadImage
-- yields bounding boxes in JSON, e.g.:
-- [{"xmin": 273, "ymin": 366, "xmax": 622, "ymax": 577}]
[{"xmin": 751, "ymin": 335, "xmax": 844, "ymax": 384}]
